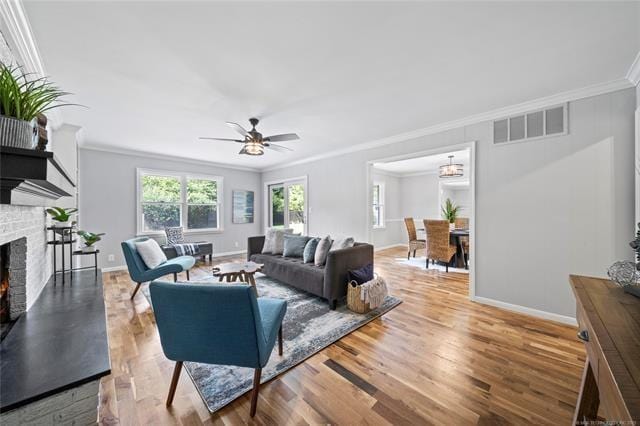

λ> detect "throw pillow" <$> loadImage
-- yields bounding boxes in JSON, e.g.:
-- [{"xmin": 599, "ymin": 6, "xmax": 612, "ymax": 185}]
[
  {"xmin": 165, "ymin": 227, "xmax": 185, "ymax": 245},
  {"xmin": 303, "ymin": 237, "xmax": 320, "ymax": 263},
  {"xmin": 314, "ymin": 235, "xmax": 332, "ymax": 266},
  {"xmin": 348, "ymin": 263, "xmax": 374, "ymax": 285},
  {"xmin": 283, "ymin": 235, "xmax": 310, "ymax": 258},
  {"xmin": 262, "ymin": 228, "xmax": 293, "ymax": 254},
  {"xmin": 135, "ymin": 238, "xmax": 167, "ymax": 269},
  {"xmin": 330, "ymin": 237, "xmax": 355, "ymax": 251}
]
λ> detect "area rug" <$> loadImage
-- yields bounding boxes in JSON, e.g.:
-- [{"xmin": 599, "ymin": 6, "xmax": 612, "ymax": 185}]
[
  {"xmin": 142, "ymin": 274, "xmax": 402, "ymax": 413},
  {"xmin": 396, "ymin": 256, "xmax": 469, "ymax": 273}
]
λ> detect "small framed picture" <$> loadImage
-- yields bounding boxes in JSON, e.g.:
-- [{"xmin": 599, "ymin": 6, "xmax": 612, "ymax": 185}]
[{"xmin": 232, "ymin": 190, "xmax": 254, "ymax": 224}]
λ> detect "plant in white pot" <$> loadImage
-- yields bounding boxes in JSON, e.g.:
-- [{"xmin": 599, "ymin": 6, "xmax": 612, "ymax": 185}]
[
  {"xmin": 441, "ymin": 198, "xmax": 461, "ymax": 231},
  {"xmin": 0, "ymin": 64, "xmax": 74, "ymax": 149},
  {"xmin": 46, "ymin": 207, "xmax": 78, "ymax": 228},
  {"xmin": 77, "ymin": 231, "xmax": 105, "ymax": 253}
]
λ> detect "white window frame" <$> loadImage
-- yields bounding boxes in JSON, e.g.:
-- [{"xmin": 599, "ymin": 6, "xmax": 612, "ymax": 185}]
[
  {"xmin": 372, "ymin": 182, "xmax": 385, "ymax": 229},
  {"xmin": 136, "ymin": 168, "xmax": 224, "ymax": 235}
]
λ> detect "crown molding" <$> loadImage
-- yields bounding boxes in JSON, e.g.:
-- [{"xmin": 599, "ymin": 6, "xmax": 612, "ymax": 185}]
[
  {"xmin": 627, "ymin": 51, "xmax": 640, "ymax": 86},
  {"xmin": 0, "ymin": 0, "xmax": 63, "ymax": 128},
  {"xmin": 262, "ymin": 78, "xmax": 633, "ymax": 172},
  {"xmin": 80, "ymin": 143, "xmax": 261, "ymax": 173}
]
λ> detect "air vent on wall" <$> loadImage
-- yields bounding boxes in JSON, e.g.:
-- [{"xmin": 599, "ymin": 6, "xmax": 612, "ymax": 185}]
[{"xmin": 493, "ymin": 104, "xmax": 567, "ymax": 144}]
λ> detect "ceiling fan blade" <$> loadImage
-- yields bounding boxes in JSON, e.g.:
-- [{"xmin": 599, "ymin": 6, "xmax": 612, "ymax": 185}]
[
  {"xmin": 199, "ymin": 137, "xmax": 244, "ymax": 142},
  {"xmin": 265, "ymin": 143, "xmax": 293, "ymax": 152},
  {"xmin": 239, "ymin": 147, "xmax": 247, "ymax": 155},
  {"xmin": 263, "ymin": 133, "xmax": 299, "ymax": 142},
  {"xmin": 226, "ymin": 122, "xmax": 250, "ymax": 137}
]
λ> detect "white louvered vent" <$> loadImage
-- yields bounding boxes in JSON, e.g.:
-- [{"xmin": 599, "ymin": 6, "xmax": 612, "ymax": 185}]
[{"xmin": 493, "ymin": 104, "xmax": 567, "ymax": 144}]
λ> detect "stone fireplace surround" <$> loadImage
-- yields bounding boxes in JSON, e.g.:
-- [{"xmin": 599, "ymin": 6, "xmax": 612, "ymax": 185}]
[{"xmin": 0, "ymin": 205, "xmax": 52, "ymax": 315}]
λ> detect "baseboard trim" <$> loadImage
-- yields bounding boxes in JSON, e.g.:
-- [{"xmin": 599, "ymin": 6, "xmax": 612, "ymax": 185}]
[
  {"xmin": 213, "ymin": 249, "xmax": 247, "ymax": 257},
  {"xmin": 472, "ymin": 296, "xmax": 577, "ymax": 326},
  {"xmin": 101, "ymin": 265, "xmax": 128, "ymax": 273},
  {"xmin": 374, "ymin": 243, "xmax": 405, "ymax": 252}
]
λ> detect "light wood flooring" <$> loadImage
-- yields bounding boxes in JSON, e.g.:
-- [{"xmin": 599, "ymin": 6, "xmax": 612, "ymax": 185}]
[{"xmin": 99, "ymin": 247, "xmax": 584, "ymax": 425}]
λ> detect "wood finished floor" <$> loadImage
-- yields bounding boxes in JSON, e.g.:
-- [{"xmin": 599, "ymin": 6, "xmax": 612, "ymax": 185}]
[{"xmin": 99, "ymin": 247, "xmax": 584, "ymax": 425}]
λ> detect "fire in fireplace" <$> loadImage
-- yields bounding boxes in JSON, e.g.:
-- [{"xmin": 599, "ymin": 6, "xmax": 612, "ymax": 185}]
[{"xmin": 0, "ymin": 243, "xmax": 9, "ymax": 324}]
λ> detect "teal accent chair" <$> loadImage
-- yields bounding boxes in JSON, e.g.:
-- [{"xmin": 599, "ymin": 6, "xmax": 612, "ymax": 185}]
[
  {"xmin": 121, "ymin": 237, "xmax": 195, "ymax": 299},
  {"xmin": 150, "ymin": 281, "xmax": 287, "ymax": 417}
]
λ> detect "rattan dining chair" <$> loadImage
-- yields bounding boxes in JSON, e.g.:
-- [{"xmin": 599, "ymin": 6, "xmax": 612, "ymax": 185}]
[
  {"xmin": 454, "ymin": 217, "xmax": 469, "ymax": 269},
  {"xmin": 424, "ymin": 219, "xmax": 457, "ymax": 272},
  {"xmin": 404, "ymin": 218, "xmax": 426, "ymax": 260}
]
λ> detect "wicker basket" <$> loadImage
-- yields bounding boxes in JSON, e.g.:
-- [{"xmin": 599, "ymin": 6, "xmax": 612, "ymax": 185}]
[{"xmin": 347, "ymin": 280, "xmax": 371, "ymax": 314}]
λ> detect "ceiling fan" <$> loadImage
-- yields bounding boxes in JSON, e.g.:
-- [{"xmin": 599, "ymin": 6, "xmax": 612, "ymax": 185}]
[{"xmin": 199, "ymin": 118, "xmax": 299, "ymax": 156}]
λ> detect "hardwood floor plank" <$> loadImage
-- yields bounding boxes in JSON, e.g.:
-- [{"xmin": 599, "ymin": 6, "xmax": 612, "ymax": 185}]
[{"xmin": 99, "ymin": 247, "xmax": 583, "ymax": 425}]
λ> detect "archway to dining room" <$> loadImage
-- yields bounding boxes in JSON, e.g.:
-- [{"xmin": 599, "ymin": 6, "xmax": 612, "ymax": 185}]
[{"xmin": 365, "ymin": 141, "xmax": 476, "ymax": 298}]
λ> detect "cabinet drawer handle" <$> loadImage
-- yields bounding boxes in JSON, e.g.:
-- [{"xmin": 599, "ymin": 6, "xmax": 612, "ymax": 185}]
[{"xmin": 577, "ymin": 330, "xmax": 589, "ymax": 342}]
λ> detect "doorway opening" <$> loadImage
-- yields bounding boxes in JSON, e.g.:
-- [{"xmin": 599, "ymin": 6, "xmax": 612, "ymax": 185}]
[{"xmin": 366, "ymin": 141, "xmax": 476, "ymax": 298}]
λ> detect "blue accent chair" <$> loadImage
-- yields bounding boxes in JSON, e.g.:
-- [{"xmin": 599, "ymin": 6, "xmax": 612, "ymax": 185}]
[
  {"xmin": 150, "ymin": 281, "xmax": 287, "ymax": 417},
  {"xmin": 121, "ymin": 237, "xmax": 196, "ymax": 299}
]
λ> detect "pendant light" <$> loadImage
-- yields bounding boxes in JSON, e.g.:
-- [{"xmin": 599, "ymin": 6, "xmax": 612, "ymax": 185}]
[{"xmin": 439, "ymin": 155, "xmax": 463, "ymax": 178}]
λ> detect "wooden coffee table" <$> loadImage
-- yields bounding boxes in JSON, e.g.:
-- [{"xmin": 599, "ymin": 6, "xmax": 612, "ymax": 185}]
[{"xmin": 212, "ymin": 261, "xmax": 263, "ymax": 288}]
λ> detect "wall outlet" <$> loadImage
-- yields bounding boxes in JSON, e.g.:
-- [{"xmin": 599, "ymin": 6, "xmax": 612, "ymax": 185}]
[
  {"xmin": 108, "ymin": 254, "xmax": 115, "ymax": 262},
  {"xmin": 234, "ymin": 241, "xmax": 239, "ymax": 247}
]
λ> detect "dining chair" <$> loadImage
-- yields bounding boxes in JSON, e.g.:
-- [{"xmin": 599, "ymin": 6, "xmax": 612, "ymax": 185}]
[
  {"xmin": 404, "ymin": 217, "xmax": 426, "ymax": 259},
  {"xmin": 121, "ymin": 237, "xmax": 195, "ymax": 299},
  {"xmin": 424, "ymin": 219, "xmax": 457, "ymax": 272},
  {"xmin": 150, "ymin": 281, "xmax": 286, "ymax": 418},
  {"xmin": 454, "ymin": 217, "xmax": 469, "ymax": 269}
]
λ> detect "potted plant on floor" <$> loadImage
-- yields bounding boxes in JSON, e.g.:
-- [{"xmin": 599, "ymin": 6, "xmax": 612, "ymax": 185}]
[
  {"xmin": 46, "ymin": 207, "xmax": 78, "ymax": 228},
  {"xmin": 77, "ymin": 231, "xmax": 105, "ymax": 253},
  {"xmin": 441, "ymin": 198, "xmax": 461, "ymax": 231},
  {"xmin": 0, "ymin": 64, "xmax": 74, "ymax": 149}
]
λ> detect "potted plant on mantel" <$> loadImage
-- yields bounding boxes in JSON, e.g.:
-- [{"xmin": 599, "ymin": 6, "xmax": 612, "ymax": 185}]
[
  {"xmin": 46, "ymin": 207, "xmax": 77, "ymax": 228},
  {"xmin": 77, "ymin": 231, "xmax": 105, "ymax": 253},
  {"xmin": 0, "ymin": 63, "xmax": 74, "ymax": 149},
  {"xmin": 441, "ymin": 198, "xmax": 461, "ymax": 231}
]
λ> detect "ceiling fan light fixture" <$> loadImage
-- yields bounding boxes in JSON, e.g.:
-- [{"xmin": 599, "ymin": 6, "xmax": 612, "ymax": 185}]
[
  {"xmin": 244, "ymin": 141, "xmax": 264, "ymax": 156},
  {"xmin": 439, "ymin": 155, "xmax": 464, "ymax": 178}
]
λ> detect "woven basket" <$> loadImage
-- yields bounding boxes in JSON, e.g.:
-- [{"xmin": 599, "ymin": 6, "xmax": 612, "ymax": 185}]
[{"xmin": 347, "ymin": 280, "xmax": 371, "ymax": 314}]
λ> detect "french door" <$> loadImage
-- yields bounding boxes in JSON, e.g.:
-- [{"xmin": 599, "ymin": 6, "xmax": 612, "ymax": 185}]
[{"xmin": 267, "ymin": 179, "xmax": 307, "ymax": 235}]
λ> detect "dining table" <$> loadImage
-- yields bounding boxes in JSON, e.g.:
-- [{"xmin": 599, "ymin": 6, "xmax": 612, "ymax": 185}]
[{"xmin": 418, "ymin": 227, "xmax": 469, "ymax": 269}]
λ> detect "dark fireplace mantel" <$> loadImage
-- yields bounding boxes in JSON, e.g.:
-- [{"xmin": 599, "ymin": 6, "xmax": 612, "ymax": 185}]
[{"xmin": 0, "ymin": 147, "xmax": 75, "ymax": 205}]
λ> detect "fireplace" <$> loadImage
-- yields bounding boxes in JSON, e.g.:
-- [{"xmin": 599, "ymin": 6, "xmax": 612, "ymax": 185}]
[{"xmin": 0, "ymin": 237, "xmax": 27, "ymax": 341}]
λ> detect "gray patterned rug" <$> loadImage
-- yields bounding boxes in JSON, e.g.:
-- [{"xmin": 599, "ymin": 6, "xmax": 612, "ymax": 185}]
[{"xmin": 142, "ymin": 273, "xmax": 402, "ymax": 413}]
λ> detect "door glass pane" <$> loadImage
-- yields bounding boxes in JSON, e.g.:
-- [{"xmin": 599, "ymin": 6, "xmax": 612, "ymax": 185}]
[
  {"xmin": 270, "ymin": 186, "xmax": 285, "ymax": 228},
  {"xmin": 142, "ymin": 203, "xmax": 181, "ymax": 231},
  {"xmin": 288, "ymin": 184, "xmax": 305, "ymax": 234}
]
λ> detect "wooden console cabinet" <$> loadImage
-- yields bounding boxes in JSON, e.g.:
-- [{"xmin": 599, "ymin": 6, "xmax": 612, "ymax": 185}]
[{"xmin": 569, "ymin": 275, "xmax": 640, "ymax": 424}]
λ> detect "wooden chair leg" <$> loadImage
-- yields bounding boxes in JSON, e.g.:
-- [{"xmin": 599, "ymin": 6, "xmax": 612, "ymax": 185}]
[
  {"xmin": 446, "ymin": 264, "xmax": 449, "ymax": 273},
  {"xmin": 250, "ymin": 368, "xmax": 262, "ymax": 417},
  {"xmin": 186, "ymin": 269, "xmax": 190, "ymax": 281},
  {"xmin": 130, "ymin": 282, "xmax": 141, "ymax": 300},
  {"xmin": 278, "ymin": 325, "xmax": 283, "ymax": 356},
  {"xmin": 173, "ymin": 272, "xmax": 178, "ymax": 282},
  {"xmin": 166, "ymin": 361, "xmax": 183, "ymax": 407},
  {"xmin": 413, "ymin": 249, "xmax": 417, "ymax": 258},
  {"xmin": 425, "ymin": 258, "xmax": 429, "ymax": 268},
  {"xmin": 407, "ymin": 250, "xmax": 410, "ymax": 260}
]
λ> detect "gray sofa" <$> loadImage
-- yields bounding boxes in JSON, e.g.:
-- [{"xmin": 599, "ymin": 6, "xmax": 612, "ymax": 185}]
[{"xmin": 247, "ymin": 236, "xmax": 374, "ymax": 309}]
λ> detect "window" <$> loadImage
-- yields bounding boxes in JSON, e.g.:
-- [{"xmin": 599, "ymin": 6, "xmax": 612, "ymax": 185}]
[
  {"xmin": 372, "ymin": 183, "xmax": 385, "ymax": 228},
  {"xmin": 137, "ymin": 169, "xmax": 222, "ymax": 234}
]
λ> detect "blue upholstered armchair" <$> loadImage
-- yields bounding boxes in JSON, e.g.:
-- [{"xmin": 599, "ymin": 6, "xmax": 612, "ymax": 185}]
[
  {"xmin": 121, "ymin": 237, "xmax": 195, "ymax": 299},
  {"xmin": 150, "ymin": 281, "xmax": 287, "ymax": 417}
]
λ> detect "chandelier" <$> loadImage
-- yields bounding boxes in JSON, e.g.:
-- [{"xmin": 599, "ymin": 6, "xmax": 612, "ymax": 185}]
[{"xmin": 439, "ymin": 155, "xmax": 463, "ymax": 178}]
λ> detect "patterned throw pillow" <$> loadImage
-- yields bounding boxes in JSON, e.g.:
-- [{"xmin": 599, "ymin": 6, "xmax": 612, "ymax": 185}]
[
  {"xmin": 314, "ymin": 235, "xmax": 332, "ymax": 266},
  {"xmin": 303, "ymin": 238, "xmax": 320, "ymax": 263},
  {"xmin": 165, "ymin": 227, "xmax": 185, "ymax": 245}
]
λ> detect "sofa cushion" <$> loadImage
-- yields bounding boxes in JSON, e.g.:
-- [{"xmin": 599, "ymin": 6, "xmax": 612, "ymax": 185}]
[
  {"xmin": 135, "ymin": 238, "xmax": 167, "ymax": 269},
  {"xmin": 348, "ymin": 263, "xmax": 374, "ymax": 284},
  {"xmin": 251, "ymin": 253, "xmax": 325, "ymax": 296},
  {"xmin": 283, "ymin": 235, "xmax": 310, "ymax": 258},
  {"xmin": 262, "ymin": 228, "xmax": 293, "ymax": 254},
  {"xmin": 314, "ymin": 235, "xmax": 332, "ymax": 266},
  {"xmin": 303, "ymin": 237, "xmax": 320, "ymax": 263}
]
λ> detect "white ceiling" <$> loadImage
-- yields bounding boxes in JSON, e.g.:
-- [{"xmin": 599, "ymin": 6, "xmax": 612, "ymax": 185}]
[
  {"xmin": 373, "ymin": 149, "xmax": 469, "ymax": 176},
  {"xmin": 23, "ymin": 1, "xmax": 640, "ymax": 169}
]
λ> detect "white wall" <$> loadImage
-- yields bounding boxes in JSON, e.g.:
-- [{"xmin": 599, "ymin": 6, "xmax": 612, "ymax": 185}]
[
  {"xmin": 262, "ymin": 88, "xmax": 636, "ymax": 318},
  {"xmin": 399, "ymin": 173, "xmax": 440, "ymax": 224},
  {"xmin": 370, "ymin": 171, "xmax": 403, "ymax": 248},
  {"xmin": 78, "ymin": 149, "xmax": 262, "ymax": 269}
]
